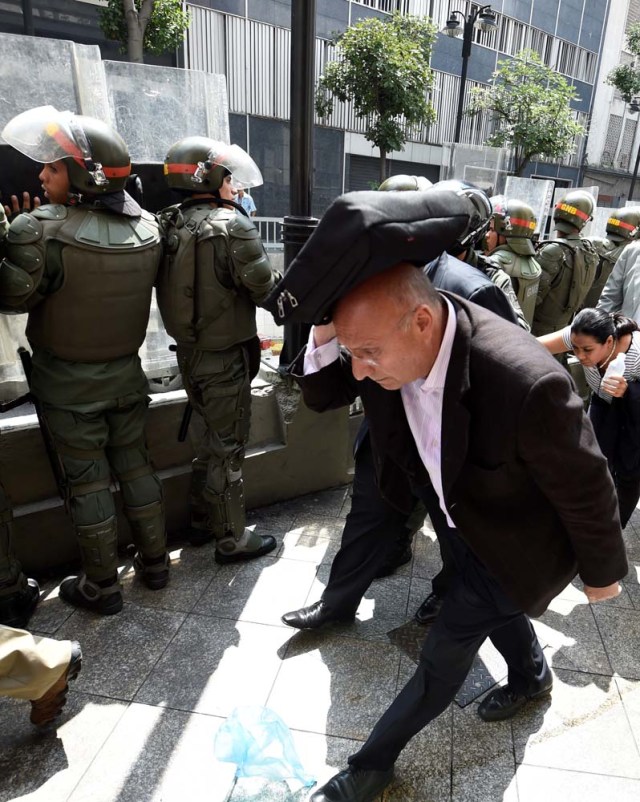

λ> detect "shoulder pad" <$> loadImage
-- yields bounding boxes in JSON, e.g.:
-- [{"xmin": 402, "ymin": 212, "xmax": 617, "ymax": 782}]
[
  {"xmin": 538, "ymin": 241, "xmax": 566, "ymax": 259},
  {"xmin": 140, "ymin": 209, "xmax": 157, "ymax": 225},
  {"xmin": 73, "ymin": 210, "xmax": 160, "ymax": 249},
  {"xmin": 31, "ymin": 204, "xmax": 68, "ymax": 222},
  {"xmin": 226, "ymin": 212, "xmax": 260, "ymax": 239},
  {"xmin": 486, "ymin": 249, "xmax": 514, "ymax": 268},
  {"xmin": 7, "ymin": 212, "xmax": 43, "ymax": 245}
]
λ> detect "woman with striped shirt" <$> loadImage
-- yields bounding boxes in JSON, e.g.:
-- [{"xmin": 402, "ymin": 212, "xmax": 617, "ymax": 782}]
[{"xmin": 539, "ymin": 308, "xmax": 640, "ymax": 527}]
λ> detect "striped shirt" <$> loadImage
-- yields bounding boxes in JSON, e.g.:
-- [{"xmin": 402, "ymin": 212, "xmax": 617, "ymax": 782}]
[{"xmin": 562, "ymin": 327, "xmax": 640, "ymax": 401}]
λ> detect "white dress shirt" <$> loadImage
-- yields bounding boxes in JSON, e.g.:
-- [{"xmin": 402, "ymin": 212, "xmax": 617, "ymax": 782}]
[{"xmin": 304, "ymin": 296, "xmax": 457, "ymax": 526}]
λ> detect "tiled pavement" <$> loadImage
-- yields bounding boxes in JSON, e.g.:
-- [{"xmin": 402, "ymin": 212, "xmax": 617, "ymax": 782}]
[{"xmin": 2, "ymin": 485, "xmax": 640, "ymax": 802}]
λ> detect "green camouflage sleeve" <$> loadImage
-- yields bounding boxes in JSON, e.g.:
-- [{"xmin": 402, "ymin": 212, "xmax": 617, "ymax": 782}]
[{"xmin": 535, "ymin": 242, "xmax": 565, "ymax": 305}]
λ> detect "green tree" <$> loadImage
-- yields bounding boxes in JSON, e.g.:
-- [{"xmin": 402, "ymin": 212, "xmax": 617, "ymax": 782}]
[
  {"xmin": 315, "ymin": 12, "xmax": 437, "ymax": 183},
  {"xmin": 467, "ymin": 49, "xmax": 585, "ymax": 176},
  {"xmin": 100, "ymin": 0, "xmax": 190, "ymax": 64},
  {"xmin": 607, "ymin": 22, "xmax": 640, "ymax": 102}
]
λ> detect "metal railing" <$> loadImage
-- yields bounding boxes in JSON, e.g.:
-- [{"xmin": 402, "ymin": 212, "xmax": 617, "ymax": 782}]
[{"xmin": 254, "ymin": 216, "xmax": 284, "ymax": 247}]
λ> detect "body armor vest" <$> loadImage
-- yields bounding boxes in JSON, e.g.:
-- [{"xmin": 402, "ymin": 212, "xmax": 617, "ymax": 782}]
[
  {"xmin": 23, "ymin": 205, "xmax": 161, "ymax": 362},
  {"xmin": 533, "ymin": 235, "xmax": 598, "ymax": 336},
  {"xmin": 157, "ymin": 204, "xmax": 259, "ymax": 350},
  {"xmin": 486, "ymin": 245, "xmax": 541, "ymax": 327},
  {"xmin": 582, "ymin": 237, "xmax": 626, "ymax": 310}
]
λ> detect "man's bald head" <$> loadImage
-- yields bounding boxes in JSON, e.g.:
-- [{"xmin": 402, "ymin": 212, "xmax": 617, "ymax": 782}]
[
  {"xmin": 333, "ymin": 262, "xmax": 446, "ymax": 390},
  {"xmin": 334, "ymin": 262, "xmax": 439, "ymax": 327}
]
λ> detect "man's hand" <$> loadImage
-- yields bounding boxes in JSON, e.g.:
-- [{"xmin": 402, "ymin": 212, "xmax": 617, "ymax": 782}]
[
  {"xmin": 3, "ymin": 192, "xmax": 41, "ymax": 221},
  {"xmin": 583, "ymin": 582, "xmax": 621, "ymax": 603},
  {"xmin": 312, "ymin": 321, "xmax": 337, "ymax": 347}
]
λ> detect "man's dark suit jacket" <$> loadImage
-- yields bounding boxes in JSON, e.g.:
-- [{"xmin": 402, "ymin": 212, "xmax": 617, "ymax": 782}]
[
  {"xmin": 293, "ymin": 294, "xmax": 628, "ymax": 618},
  {"xmin": 425, "ymin": 252, "xmax": 519, "ymax": 326}
]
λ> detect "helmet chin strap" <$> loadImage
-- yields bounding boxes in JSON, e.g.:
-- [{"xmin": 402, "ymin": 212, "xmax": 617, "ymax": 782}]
[{"xmin": 68, "ymin": 116, "xmax": 108, "ymax": 188}]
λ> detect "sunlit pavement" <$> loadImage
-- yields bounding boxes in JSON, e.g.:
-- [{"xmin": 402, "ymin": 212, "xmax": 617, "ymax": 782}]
[{"xmin": 2, "ymin": 485, "xmax": 640, "ymax": 802}]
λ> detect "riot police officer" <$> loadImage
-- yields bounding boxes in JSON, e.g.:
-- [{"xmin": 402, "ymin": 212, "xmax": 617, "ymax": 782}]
[
  {"xmin": 583, "ymin": 206, "xmax": 640, "ymax": 309},
  {"xmin": 532, "ymin": 189, "xmax": 599, "ymax": 337},
  {"xmin": 0, "ymin": 106, "xmax": 169, "ymax": 615},
  {"xmin": 158, "ymin": 137, "xmax": 280, "ymax": 563},
  {"xmin": 485, "ymin": 197, "xmax": 542, "ymax": 328},
  {"xmin": 432, "ymin": 180, "xmax": 529, "ymax": 330}
]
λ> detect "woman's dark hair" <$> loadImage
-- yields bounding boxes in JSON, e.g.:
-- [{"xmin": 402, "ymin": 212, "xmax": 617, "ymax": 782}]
[{"xmin": 570, "ymin": 307, "xmax": 638, "ymax": 343}]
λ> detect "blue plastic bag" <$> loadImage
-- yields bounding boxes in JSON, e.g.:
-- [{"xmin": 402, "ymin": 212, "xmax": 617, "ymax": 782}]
[{"xmin": 214, "ymin": 706, "xmax": 315, "ymax": 787}]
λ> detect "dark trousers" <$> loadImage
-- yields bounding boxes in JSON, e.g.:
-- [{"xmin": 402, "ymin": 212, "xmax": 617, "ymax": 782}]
[
  {"xmin": 322, "ymin": 429, "xmax": 409, "ymax": 614},
  {"xmin": 589, "ymin": 394, "xmax": 640, "ymax": 528},
  {"xmin": 322, "ymin": 423, "xmax": 455, "ymax": 614},
  {"xmin": 349, "ymin": 520, "xmax": 547, "ymax": 770}
]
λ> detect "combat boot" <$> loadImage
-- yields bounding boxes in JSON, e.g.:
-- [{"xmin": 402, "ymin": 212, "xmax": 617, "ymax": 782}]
[
  {"xmin": 0, "ymin": 576, "xmax": 40, "ymax": 628},
  {"xmin": 62, "ymin": 517, "xmax": 123, "ymax": 614},
  {"xmin": 215, "ymin": 527, "xmax": 277, "ymax": 564},
  {"xmin": 59, "ymin": 574, "xmax": 123, "ymax": 615}
]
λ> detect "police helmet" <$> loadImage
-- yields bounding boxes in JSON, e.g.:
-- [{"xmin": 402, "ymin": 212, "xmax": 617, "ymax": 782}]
[
  {"xmin": 553, "ymin": 189, "xmax": 595, "ymax": 234},
  {"xmin": 606, "ymin": 206, "xmax": 640, "ymax": 242},
  {"xmin": 163, "ymin": 137, "xmax": 263, "ymax": 193},
  {"xmin": 492, "ymin": 198, "xmax": 537, "ymax": 255},
  {"xmin": 378, "ymin": 174, "xmax": 433, "ymax": 192},
  {"xmin": 1, "ymin": 106, "xmax": 131, "ymax": 195},
  {"xmin": 431, "ymin": 179, "xmax": 492, "ymax": 255}
]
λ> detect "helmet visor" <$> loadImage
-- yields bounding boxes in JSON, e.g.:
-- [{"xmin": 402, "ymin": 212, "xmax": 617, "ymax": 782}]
[
  {"xmin": 207, "ymin": 142, "xmax": 263, "ymax": 189},
  {"xmin": 1, "ymin": 106, "xmax": 87, "ymax": 165}
]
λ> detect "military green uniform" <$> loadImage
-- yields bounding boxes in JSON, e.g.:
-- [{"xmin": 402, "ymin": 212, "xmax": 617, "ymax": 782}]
[
  {"xmin": 532, "ymin": 231, "xmax": 599, "ymax": 337},
  {"xmin": 581, "ymin": 237, "xmax": 627, "ymax": 310},
  {"xmin": 157, "ymin": 202, "xmax": 279, "ymax": 557},
  {"xmin": 485, "ymin": 244, "xmax": 541, "ymax": 327},
  {"xmin": 0, "ymin": 206, "xmax": 40, "ymax": 627},
  {"xmin": 465, "ymin": 249, "xmax": 530, "ymax": 331},
  {"xmin": 0, "ymin": 202, "xmax": 166, "ymax": 602}
]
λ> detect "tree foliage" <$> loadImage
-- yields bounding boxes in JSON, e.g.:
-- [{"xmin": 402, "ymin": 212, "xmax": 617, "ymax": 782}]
[
  {"xmin": 607, "ymin": 22, "xmax": 640, "ymax": 103},
  {"xmin": 100, "ymin": 0, "xmax": 190, "ymax": 64},
  {"xmin": 315, "ymin": 12, "xmax": 437, "ymax": 182},
  {"xmin": 467, "ymin": 49, "xmax": 585, "ymax": 176}
]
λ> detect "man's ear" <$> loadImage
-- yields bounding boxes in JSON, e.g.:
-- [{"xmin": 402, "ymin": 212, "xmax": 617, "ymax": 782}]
[{"xmin": 414, "ymin": 304, "xmax": 433, "ymax": 334}]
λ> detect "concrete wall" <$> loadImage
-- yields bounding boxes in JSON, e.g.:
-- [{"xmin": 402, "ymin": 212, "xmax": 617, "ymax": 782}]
[{"xmin": 4, "ymin": 367, "xmax": 354, "ymax": 576}]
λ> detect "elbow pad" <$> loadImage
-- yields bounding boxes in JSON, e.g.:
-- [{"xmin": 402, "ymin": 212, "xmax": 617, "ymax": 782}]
[{"xmin": 226, "ymin": 214, "xmax": 277, "ymax": 301}]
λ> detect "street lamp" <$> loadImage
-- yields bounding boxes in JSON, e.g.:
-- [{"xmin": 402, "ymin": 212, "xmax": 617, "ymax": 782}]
[
  {"xmin": 443, "ymin": 4, "xmax": 497, "ymax": 144},
  {"xmin": 628, "ymin": 97, "xmax": 640, "ymax": 202}
]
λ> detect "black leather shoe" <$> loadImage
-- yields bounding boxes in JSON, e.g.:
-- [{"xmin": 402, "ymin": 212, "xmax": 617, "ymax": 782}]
[
  {"xmin": 478, "ymin": 673, "xmax": 553, "ymax": 722},
  {"xmin": 310, "ymin": 765, "xmax": 394, "ymax": 802},
  {"xmin": 374, "ymin": 545, "xmax": 413, "ymax": 578},
  {"xmin": 414, "ymin": 591, "xmax": 444, "ymax": 624},
  {"xmin": 281, "ymin": 600, "xmax": 355, "ymax": 630},
  {"xmin": 0, "ymin": 578, "xmax": 40, "ymax": 628}
]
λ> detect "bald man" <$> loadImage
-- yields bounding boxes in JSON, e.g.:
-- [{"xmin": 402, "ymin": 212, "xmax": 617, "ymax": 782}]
[{"xmin": 293, "ymin": 263, "xmax": 627, "ymax": 802}]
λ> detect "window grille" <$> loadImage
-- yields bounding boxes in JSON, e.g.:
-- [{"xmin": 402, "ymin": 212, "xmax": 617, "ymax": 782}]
[
  {"xmin": 603, "ymin": 115, "xmax": 624, "ymax": 164},
  {"xmin": 619, "ymin": 118, "xmax": 637, "ymax": 172}
]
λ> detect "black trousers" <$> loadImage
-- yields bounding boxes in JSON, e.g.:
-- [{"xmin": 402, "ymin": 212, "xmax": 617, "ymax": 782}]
[
  {"xmin": 589, "ymin": 394, "xmax": 640, "ymax": 528},
  {"xmin": 349, "ymin": 520, "xmax": 548, "ymax": 770},
  {"xmin": 322, "ymin": 422, "xmax": 455, "ymax": 615}
]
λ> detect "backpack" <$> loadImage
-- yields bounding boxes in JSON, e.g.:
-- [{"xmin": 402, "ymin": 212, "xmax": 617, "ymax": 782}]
[
  {"xmin": 156, "ymin": 203, "xmax": 238, "ymax": 343},
  {"xmin": 552, "ymin": 237, "xmax": 599, "ymax": 313}
]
